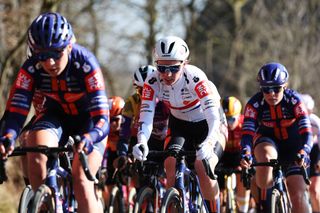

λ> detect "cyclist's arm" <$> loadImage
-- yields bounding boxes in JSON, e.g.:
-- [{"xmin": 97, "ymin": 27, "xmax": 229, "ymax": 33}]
[
  {"xmin": 117, "ymin": 99, "xmax": 135, "ymax": 156},
  {"xmin": 240, "ymin": 100, "xmax": 259, "ymax": 150},
  {"xmin": 192, "ymin": 73, "xmax": 221, "ymax": 142},
  {"xmin": 83, "ymin": 59, "xmax": 109, "ymax": 144},
  {"xmin": 294, "ymin": 101, "xmax": 313, "ymax": 154},
  {"xmin": 137, "ymin": 75, "xmax": 158, "ymax": 144},
  {"xmin": 1, "ymin": 65, "xmax": 35, "ymax": 139}
]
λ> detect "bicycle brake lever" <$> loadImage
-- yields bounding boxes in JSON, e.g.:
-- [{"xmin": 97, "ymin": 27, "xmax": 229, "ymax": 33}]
[{"xmin": 79, "ymin": 151, "xmax": 98, "ymax": 184}]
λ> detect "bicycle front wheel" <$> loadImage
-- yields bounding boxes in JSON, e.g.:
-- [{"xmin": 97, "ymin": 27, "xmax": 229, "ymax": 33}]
[
  {"xmin": 31, "ymin": 184, "xmax": 55, "ymax": 213},
  {"xmin": 134, "ymin": 186, "xmax": 155, "ymax": 213},
  {"xmin": 271, "ymin": 188, "xmax": 291, "ymax": 213},
  {"xmin": 108, "ymin": 186, "xmax": 125, "ymax": 213},
  {"xmin": 18, "ymin": 185, "xmax": 34, "ymax": 213},
  {"xmin": 160, "ymin": 187, "xmax": 183, "ymax": 213}
]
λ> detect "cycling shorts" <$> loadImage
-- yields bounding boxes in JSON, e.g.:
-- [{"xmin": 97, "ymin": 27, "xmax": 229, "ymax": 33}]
[
  {"xmin": 29, "ymin": 112, "xmax": 105, "ymax": 156},
  {"xmin": 164, "ymin": 114, "xmax": 224, "ymax": 166},
  {"xmin": 254, "ymin": 136, "xmax": 307, "ymax": 177}
]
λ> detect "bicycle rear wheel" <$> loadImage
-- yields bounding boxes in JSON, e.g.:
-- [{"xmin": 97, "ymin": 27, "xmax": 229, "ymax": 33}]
[
  {"xmin": 31, "ymin": 184, "xmax": 55, "ymax": 213},
  {"xmin": 134, "ymin": 186, "xmax": 156, "ymax": 213},
  {"xmin": 271, "ymin": 188, "xmax": 290, "ymax": 213},
  {"xmin": 160, "ymin": 187, "xmax": 183, "ymax": 213},
  {"xmin": 18, "ymin": 185, "xmax": 34, "ymax": 213}
]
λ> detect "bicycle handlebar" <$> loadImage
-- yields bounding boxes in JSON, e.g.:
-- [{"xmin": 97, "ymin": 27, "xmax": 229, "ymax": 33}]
[
  {"xmin": 241, "ymin": 159, "xmax": 310, "ymax": 189},
  {"xmin": 0, "ymin": 135, "xmax": 99, "ymax": 184}
]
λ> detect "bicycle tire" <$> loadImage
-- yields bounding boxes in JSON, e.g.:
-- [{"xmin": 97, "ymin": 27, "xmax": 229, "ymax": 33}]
[
  {"xmin": 108, "ymin": 186, "xmax": 125, "ymax": 213},
  {"xmin": 31, "ymin": 184, "xmax": 56, "ymax": 213},
  {"xmin": 18, "ymin": 185, "xmax": 34, "ymax": 213},
  {"xmin": 226, "ymin": 188, "xmax": 237, "ymax": 213},
  {"xmin": 271, "ymin": 188, "xmax": 290, "ymax": 213},
  {"xmin": 133, "ymin": 186, "xmax": 155, "ymax": 213},
  {"xmin": 160, "ymin": 187, "xmax": 183, "ymax": 213},
  {"xmin": 128, "ymin": 187, "xmax": 137, "ymax": 213}
]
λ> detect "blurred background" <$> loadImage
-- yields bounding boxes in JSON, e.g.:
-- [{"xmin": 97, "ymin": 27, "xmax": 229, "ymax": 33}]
[{"xmin": 1, "ymin": 0, "xmax": 320, "ymax": 211}]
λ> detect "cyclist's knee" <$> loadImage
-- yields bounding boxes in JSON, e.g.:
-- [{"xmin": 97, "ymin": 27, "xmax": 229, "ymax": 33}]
[{"xmin": 254, "ymin": 142, "xmax": 277, "ymax": 162}]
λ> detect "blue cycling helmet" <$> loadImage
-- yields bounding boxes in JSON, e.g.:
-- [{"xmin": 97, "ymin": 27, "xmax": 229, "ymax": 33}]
[
  {"xmin": 257, "ymin": 62, "xmax": 289, "ymax": 87},
  {"xmin": 28, "ymin": 12, "xmax": 73, "ymax": 51}
]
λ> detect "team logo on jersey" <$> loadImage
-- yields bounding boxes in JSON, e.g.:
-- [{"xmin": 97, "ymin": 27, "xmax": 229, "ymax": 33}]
[
  {"xmin": 142, "ymin": 84, "xmax": 154, "ymax": 101},
  {"xmin": 244, "ymin": 105, "xmax": 257, "ymax": 119},
  {"xmin": 15, "ymin": 69, "xmax": 33, "ymax": 91},
  {"xmin": 85, "ymin": 70, "xmax": 105, "ymax": 92},
  {"xmin": 294, "ymin": 103, "xmax": 307, "ymax": 117},
  {"xmin": 27, "ymin": 66, "xmax": 35, "ymax": 73},
  {"xmin": 74, "ymin": 62, "xmax": 80, "ymax": 69},
  {"xmin": 83, "ymin": 63, "xmax": 91, "ymax": 73},
  {"xmin": 195, "ymin": 80, "xmax": 210, "ymax": 98},
  {"xmin": 193, "ymin": 76, "xmax": 199, "ymax": 83},
  {"xmin": 148, "ymin": 77, "xmax": 157, "ymax": 85}
]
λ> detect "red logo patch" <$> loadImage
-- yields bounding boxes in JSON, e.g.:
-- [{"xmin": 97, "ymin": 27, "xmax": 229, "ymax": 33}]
[
  {"xmin": 195, "ymin": 80, "xmax": 210, "ymax": 99},
  {"xmin": 85, "ymin": 69, "xmax": 105, "ymax": 92},
  {"xmin": 294, "ymin": 103, "xmax": 307, "ymax": 117},
  {"xmin": 15, "ymin": 69, "xmax": 33, "ymax": 91},
  {"xmin": 244, "ymin": 104, "xmax": 257, "ymax": 119},
  {"xmin": 142, "ymin": 84, "xmax": 154, "ymax": 101}
]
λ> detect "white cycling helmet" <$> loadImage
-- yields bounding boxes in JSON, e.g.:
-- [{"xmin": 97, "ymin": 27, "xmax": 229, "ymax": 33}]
[
  {"xmin": 300, "ymin": 94, "xmax": 315, "ymax": 112},
  {"xmin": 133, "ymin": 65, "xmax": 156, "ymax": 87},
  {"xmin": 154, "ymin": 36, "xmax": 189, "ymax": 61}
]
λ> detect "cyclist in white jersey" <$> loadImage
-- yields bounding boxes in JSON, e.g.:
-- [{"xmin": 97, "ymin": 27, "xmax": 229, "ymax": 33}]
[{"xmin": 132, "ymin": 36, "xmax": 227, "ymax": 213}]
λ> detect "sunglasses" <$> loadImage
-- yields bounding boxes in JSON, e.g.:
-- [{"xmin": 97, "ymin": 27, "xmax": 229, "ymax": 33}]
[
  {"xmin": 157, "ymin": 64, "xmax": 181, "ymax": 73},
  {"xmin": 261, "ymin": 86, "xmax": 284, "ymax": 94},
  {"xmin": 34, "ymin": 49, "xmax": 65, "ymax": 61},
  {"xmin": 226, "ymin": 116, "xmax": 237, "ymax": 124}
]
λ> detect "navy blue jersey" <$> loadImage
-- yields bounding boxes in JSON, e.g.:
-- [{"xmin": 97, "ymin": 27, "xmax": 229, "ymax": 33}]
[
  {"xmin": 1, "ymin": 44, "xmax": 109, "ymax": 143},
  {"xmin": 241, "ymin": 89, "xmax": 313, "ymax": 154}
]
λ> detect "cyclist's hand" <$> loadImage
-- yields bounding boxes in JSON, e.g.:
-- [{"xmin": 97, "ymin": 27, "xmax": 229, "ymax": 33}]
[
  {"xmin": 76, "ymin": 134, "xmax": 94, "ymax": 154},
  {"xmin": 196, "ymin": 138, "xmax": 215, "ymax": 160},
  {"xmin": 132, "ymin": 142, "xmax": 148, "ymax": 161},
  {"xmin": 240, "ymin": 145, "xmax": 253, "ymax": 168},
  {"xmin": 0, "ymin": 133, "xmax": 15, "ymax": 160},
  {"xmin": 296, "ymin": 149, "xmax": 310, "ymax": 167},
  {"xmin": 113, "ymin": 156, "xmax": 128, "ymax": 170}
]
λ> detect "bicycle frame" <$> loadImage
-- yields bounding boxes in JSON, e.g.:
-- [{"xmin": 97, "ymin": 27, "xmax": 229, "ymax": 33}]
[{"xmin": 174, "ymin": 154, "xmax": 209, "ymax": 213}]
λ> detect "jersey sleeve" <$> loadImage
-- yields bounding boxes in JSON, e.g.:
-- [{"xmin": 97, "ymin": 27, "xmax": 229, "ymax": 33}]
[
  {"xmin": 240, "ymin": 96, "xmax": 260, "ymax": 150},
  {"xmin": 191, "ymin": 69, "xmax": 221, "ymax": 142},
  {"xmin": 83, "ymin": 54, "xmax": 109, "ymax": 143},
  {"xmin": 0, "ymin": 62, "xmax": 35, "ymax": 139},
  {"xmin": 137, "ymin": 73, "xmax": 158, "ymax": 144},
  {"xmin": 293, "ymin": 97, "xmax": 313, "ymax": 153}
]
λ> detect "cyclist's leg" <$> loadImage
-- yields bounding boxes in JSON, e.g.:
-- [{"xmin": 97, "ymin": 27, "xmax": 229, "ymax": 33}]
[
  {"xmin": 236, "ymin": 172, "xmax": 251, "ymax": 213},
  {"xmin": 253, "ymin": 137, "xmax": 278, "ymax": 188},
  {"xmin": 26, "ymin": 114, "xmax": 61, "ymax": 190},
  {"xmin": 163, "ymin": 135, "xmax": 179, "ymax": 189},
  {"xmin": 253, "ymin": 137, "xmax": 278, "ymax": 212},
  {"xmin": 286, "ymin": 166, "xmax": 311, "ymax": 213},
  {"xmin": 310, "ymin": 144, "xmax": 320, "ymax": 212},
  {"xmin": 72, "ymin": 138, "xmax": 106, "ymax": 213},
  {"xmin": 102, "ymin": 149, "xmax": 117, "ymax": 207},
  {"xmin": 194, "ymin": 133, "xmax": 225, "ymax": 213}
]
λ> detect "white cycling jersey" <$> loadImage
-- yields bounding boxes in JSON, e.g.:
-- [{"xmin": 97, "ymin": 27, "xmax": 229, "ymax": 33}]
[{"xmin": 138, "ymin": 64, "xmax": 222, "ymax": 144}]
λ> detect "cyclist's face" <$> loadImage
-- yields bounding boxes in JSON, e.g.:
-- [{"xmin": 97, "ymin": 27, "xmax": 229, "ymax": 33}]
[
  {"xmin": 156, "ymin": 60, "xmax": 184, "ymax": 85},
  {"xmin": 39, "ymin": 44, "xmax": 71, "ymax": 77},
  {"xmin": 110, "ymin": 116, "xmax": 122, "ymax": 132},
  {"xmin": 262, "ymin": 86, "xmax": 285, "ymax": 106}
]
